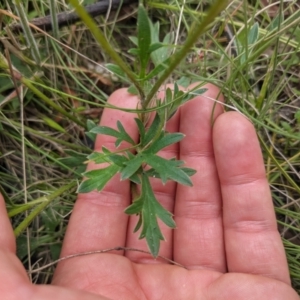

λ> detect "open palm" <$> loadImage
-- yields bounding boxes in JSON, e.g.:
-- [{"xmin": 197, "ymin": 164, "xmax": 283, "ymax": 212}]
[{"xmin": 0, "ymin": 84, "xmax": 297, "ymax": 299}]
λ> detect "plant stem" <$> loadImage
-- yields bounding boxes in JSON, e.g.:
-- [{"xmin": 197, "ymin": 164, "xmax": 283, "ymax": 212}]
[
  {"xmin": 13, "ymin": 0, "xmax": 41, "ymax": 64},
  {"xmin": 22, "ymin": 78, "xmax": 85, "ymax": 127},
  {"xmin": 14, "ymin": 182, "xmax": 77, "ymax": 237},
  {"xmin": 144, "ymin": 0, "xmax": 229, "ymax": 107},
  {"xmin": 68, "ymin": 0, "xmax": 145, "ymax": 101}
]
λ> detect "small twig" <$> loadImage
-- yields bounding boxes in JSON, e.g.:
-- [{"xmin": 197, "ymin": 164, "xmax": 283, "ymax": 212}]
[
  {"xmin": 9, "ymin": 0, "xmax": 136, "ymax": 33},
  {"xmin": 28, "ymin": 246, "xmax": 186, "ymax": 274}
]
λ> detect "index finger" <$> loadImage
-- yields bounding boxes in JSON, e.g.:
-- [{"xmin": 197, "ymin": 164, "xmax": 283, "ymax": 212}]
[{"xmin": 58, "ymin": 89, "xmax": 140, "ymax": 258}]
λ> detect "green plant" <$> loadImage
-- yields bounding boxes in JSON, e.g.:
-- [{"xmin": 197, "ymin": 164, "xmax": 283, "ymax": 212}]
[
  {"xmin": 68, "ymin": 0, "xmax": 227, "ymax": 257},
  {"xmin": 2, "ymin": 0, "xmax": 300, "ymax": 291}
]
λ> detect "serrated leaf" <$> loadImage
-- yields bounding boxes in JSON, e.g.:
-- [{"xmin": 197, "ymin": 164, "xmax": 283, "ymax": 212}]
[
  {"xmin": 135, "ymin": 118, "xmax": 146, "ymax": 145},
  {"xmin": 145, "ymin": 168, "xmax": 161, "ymax": 179},
  {"xmin": 133, "ymin": 215, "xmax": 143, "ymax": 232},
  {"xmin": 146, "ymin": 132, "xmax": 184, "ymax": 154},
  {"xmin": 90, "ymin": 126, "xmax": 120, "ymax": 138},
  {"xmin": 140, "ymin": 174, "xmax": 173, "ymax": 256},
  {"xmin": 124, "ymin": 197, "xmax": 144, "ymax": 215},
  {"xmin": 167, "ymin": 88, "xmax": 208, "ymax": 120},
  {"xmin": 143, "ymin": 113, "xmax": 161, "ymax": 146},
  {"xmin": 117, "ymin": 121, "xmax": 135, "ymax": 145},
  {"xmin": 142, "ymin": 214, "xmax": 163, "ymax": 256},
  {"xmin": 152, "ymin": 197, "xmax": 176, "ymax": 228},
  {"xmin": 165, "ymin": 86, "xmax": 198, "ymax": 120},
  {"xmin": 126, "ymin": 151, "xmax": 135, "ymax": 159},
  {"xmin": 102, "ymin": 146, "xmax": 111, "ymax": 155},
  {"xmin": 78, "ymin": 164, "xmax": 120, "ymax": 193},
  {"xmin": 121, "ymin": 154, "xmax": 144, "ymax": 180},
  {"xmin": 145, "ymin": 154, "xmax": 192, "ymax": 186},
  {"xmin": 115, "ymin": 138, "xmax": 122, "ymax": 148},
  {"xmin": 90, "ymin": 122, "xmax": 135, "ymax": 146},
  {"xmin": 180, "ymin": 167, "xmax": 197, "ymax": 177},
  {"xmin": 125, "ymin": 173, "xmax": 176, "ymax": 256},
  {"xmin": 145, "ymin": 166, "xmax": 196, "ymax": 180},
  {"xmin": 129, "ymin": 173, "xmax": 141, "ymax": 184}
]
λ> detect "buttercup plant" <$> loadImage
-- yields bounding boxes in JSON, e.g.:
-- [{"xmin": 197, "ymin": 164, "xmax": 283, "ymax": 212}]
[{"xmin": 70, "ymin": 0, "xmax": 229, "ymax": 257}]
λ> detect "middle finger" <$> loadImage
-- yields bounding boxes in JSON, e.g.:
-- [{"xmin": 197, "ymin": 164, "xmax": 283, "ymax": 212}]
[{"xmin": 174, "ymin": 83, "xmax": 226, "ymax": 272}]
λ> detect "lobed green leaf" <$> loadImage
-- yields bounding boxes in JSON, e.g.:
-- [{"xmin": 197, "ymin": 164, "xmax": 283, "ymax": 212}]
[
  {"xmin": 124, "ymin": 197, "xmax": 144, "ymax": 215},
  {"xmin": 90, "ymin": 122, "xmax": 135, "ymax": 147},
  {"xmin": 134, "ymin": 118, "xmax": 146, "ymax": 145},
  {"xmin": 78, "ymin": 164, "xmax": 120, "ymax": 193},
  {"xmin": 146, "ymin": 166, "xmax": 196, "ymax": 179},
  {"xmin": 90, "ymin": 126, "xmax": 120, "ymax": 138},
  {"xmin": 120, "ymin": 154, "xmax": 144, "ymax": 180},
  {"xmin": 145, "ymin": 132, "xmax": 184, "ymax": 154},
  {"xmin": 124, "ymin": 173, "xmax": 177, "ymax": 256},
  {"xmin": 145, "ymin": 154, "xmax": 192, "ymax": 186},
  {"xmin": 143, "ymin": 113, "xmax": 161, "ymax": 146},
  {"xmin": 117, "ymin": 121, "xmax": 135, "ymax": 145}
]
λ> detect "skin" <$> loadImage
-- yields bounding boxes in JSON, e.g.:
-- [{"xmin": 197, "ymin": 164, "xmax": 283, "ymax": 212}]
[{"xmin": 0, "ymin": 84, "xmax": 298, "ymax": 299}]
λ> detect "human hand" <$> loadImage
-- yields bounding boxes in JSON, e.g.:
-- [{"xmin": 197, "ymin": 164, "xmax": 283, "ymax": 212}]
[{"xmin": 0, "ymin": 84, "xmax": 298, "ymax": 299}]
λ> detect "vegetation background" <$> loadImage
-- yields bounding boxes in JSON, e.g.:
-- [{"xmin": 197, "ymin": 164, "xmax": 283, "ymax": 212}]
[{"xmin": 0, "ymin": 0, "xmax": 300, "ymax": 294}]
